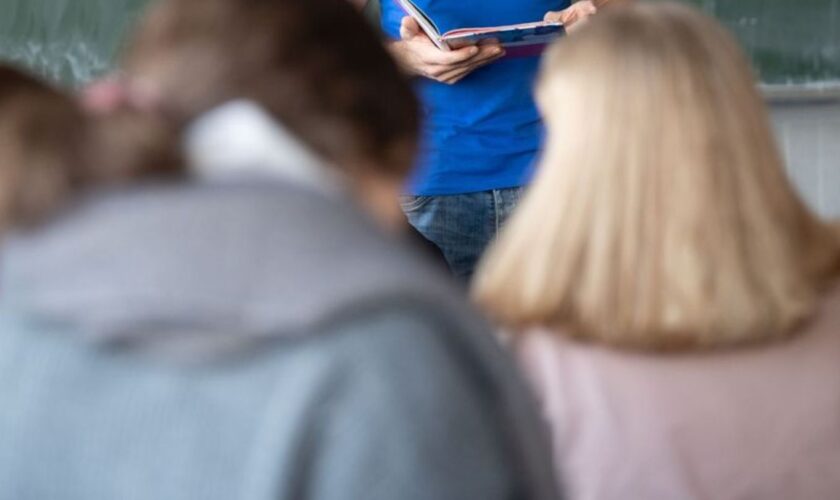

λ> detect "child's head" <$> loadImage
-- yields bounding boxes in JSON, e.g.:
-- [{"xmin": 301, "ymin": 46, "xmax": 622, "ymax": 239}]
[
  {"xmin": 0, "ymin": 65, "xmax": 88, "ymax": 229},
  {"xmin": 121, "ymin": 0, "xmax": 419, "ymax": 182},
  {"xmin": 474, "ymin": 2, "xmax": 840, "ymax": 350},
  {"xmin": 82, "ymin": 81, "xmax": 183, "ymax": 187},
  {"xmin": 0, "ymin": 64, "xmax": 183, "ymax": 233}
]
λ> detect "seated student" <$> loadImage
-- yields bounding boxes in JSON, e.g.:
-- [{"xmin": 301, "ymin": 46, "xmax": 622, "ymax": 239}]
[
  {"xmin": 92, "ymin": 0, "xmax": 448, "ymax": 268},
  {"xmin": 0, "ymin": 2, "xmax": 558, "ymax": 500},
  {"xmin": 473, "ymin": 3, "xmax": 840, "ymax": 499}
]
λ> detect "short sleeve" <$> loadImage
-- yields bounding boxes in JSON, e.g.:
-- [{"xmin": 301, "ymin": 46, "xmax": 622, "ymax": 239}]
[{"xmin": 379, "ymin": 0, "xmax": 406, "ymax": 39}]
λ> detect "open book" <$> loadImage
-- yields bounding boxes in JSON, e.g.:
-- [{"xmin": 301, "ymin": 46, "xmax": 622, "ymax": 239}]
[{"xmin": 397, "ymin": 0, "xmax": 565, "ymax": 51}]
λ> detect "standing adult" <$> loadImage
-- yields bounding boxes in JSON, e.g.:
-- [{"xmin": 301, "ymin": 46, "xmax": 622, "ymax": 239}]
[{"xmin": 381, "ymin": 0, "xmax": 597, "ymax": 280}]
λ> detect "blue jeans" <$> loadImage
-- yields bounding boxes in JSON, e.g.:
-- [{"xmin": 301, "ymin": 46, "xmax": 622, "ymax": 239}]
[{"xmin": 400, "ymin": 187, "xmax": 525, "ymax": 281}]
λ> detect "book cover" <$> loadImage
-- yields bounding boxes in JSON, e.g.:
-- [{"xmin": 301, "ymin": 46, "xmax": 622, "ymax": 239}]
[{"xmin": 396, "ymin": 0, "xmax": 565, "ymax": 53}]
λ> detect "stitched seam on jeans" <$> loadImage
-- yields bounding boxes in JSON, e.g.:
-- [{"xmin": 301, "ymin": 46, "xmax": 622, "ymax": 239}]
[
  {"xmin": 399, "ymin": 196, "xmax": 432, "ymax": 213},
  {"xmin": 493, "ymin": 190, "xmax": 501, "ymax": 232}
]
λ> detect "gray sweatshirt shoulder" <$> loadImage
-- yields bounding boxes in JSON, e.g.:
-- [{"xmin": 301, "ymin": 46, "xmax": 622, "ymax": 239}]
[{"xmin": 248, "ymin": 305, "xmax": 519, "ymax": 500}]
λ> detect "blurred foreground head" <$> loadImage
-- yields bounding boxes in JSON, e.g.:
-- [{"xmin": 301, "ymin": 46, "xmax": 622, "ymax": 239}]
[
  {"xmin": 122, "ymin": 0, "xmax": 419, "ymax": 181},
  {"xmin": 474, "ymin": 2, "xmax": 840, "ymax": 350},
  {"xmin": 0, "ymin": 66, "xmax": 88, "ymax": 230},
  {"xmin": 0, "ymin": 64, "xmax": 181, "ymax": 234}
]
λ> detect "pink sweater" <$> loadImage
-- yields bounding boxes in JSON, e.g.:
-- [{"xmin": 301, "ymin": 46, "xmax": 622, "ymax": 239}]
[{"xmin": 517, "ymin": 287, "xmax": 840, "ymax": 500}]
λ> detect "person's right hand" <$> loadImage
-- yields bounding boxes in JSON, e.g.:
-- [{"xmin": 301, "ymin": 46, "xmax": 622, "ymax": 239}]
[{"xmin": 390, "ymin": 17, "xmax": 505, "ymax": 85}]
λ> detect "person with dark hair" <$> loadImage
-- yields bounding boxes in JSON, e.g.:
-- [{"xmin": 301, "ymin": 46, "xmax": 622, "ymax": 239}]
[
  {"xmin": 0, "ymin": 65, "xmax": 89, "ymax": 231},
  {"xmin": 115, "ymin": 0, "xmax": 447, "ymax": 264},
  {"xmin": 0, "ymin": 2, "xmax": 559, "ymax": 499},
  {"xmin": 0, "ymin": 64, "xmax": 178, "ymax": 230}
]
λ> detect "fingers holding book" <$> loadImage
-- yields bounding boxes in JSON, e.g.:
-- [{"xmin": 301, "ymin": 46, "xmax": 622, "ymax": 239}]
[
  {"xmin": 545, "ymin": 1, "xmax": 598, "ymax": 32},
  {"xmin": 392, "ymin": 17, "xmax": 505, "ymax": 85}
]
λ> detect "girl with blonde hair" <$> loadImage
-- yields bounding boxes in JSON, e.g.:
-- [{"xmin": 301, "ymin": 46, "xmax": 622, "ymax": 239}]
[{"xmin": 474, "ymin": 2, "xmax": 840, "ymax": 498}]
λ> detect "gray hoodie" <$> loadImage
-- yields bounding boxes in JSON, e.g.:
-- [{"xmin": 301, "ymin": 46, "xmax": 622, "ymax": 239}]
[{"xmin": 0, "ymin": 178, "xmax": 560, "ymax": 500}]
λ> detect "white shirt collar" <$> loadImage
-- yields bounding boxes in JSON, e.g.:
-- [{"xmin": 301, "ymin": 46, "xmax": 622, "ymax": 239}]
[{"xmin": 185, "ymin": 99, "xmax": 343, "ymax": 194}]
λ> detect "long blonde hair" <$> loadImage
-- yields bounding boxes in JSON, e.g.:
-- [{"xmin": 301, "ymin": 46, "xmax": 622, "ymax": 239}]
[{"xmin": 473, "ymin": 2, "xmax": 840, "ymax": 350}]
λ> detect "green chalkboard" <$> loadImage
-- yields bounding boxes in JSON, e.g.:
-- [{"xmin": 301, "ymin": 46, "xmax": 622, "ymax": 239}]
[
  {"xmin": 0, "ymin": 0, "xmax": 837, "ymax": 88},
  {"xmin": 677, "ymin": 0, "xmax": 839, "ymax": 87},
  {"xmin": 0, "ymin": 0, "xmax": 149, "ymax": 86}
]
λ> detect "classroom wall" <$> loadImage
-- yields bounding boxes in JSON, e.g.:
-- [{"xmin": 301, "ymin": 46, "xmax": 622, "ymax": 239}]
[{"xmin": 771, "ymin": 100, "xmax": 840, "ymax": 218}]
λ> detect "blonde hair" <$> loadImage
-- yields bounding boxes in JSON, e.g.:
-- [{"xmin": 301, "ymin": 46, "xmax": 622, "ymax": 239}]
[{"xmin": 473, "ymin": 2, "xmax": 840, "ymax": 350}]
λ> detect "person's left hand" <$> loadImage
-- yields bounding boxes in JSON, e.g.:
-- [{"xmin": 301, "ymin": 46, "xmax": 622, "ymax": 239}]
[{"xmin": 545, "ymin": 1, "xmax": 598, "ymax": 32}]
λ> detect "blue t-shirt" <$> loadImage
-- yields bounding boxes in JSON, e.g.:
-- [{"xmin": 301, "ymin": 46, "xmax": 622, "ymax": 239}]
[{"xmin": 382, "ymin": 0, "xmax": 569, "ymax": 195}]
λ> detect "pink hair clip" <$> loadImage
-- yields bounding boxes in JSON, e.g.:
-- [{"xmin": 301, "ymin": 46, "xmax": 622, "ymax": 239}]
[{"xmin": 81, "ymin": 76, "xmax": 159, "ymax": 115}]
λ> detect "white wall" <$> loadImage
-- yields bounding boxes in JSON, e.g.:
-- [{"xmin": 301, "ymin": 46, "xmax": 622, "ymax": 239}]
[{"xmin": 771, "ymin": 100, "xmax": 840, "ymax": 218}]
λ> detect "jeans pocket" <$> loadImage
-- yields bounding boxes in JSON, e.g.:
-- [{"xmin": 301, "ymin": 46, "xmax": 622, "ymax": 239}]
[{"xmin": 399, "ymin": 195, "xmax": 433, "ymax": 213}]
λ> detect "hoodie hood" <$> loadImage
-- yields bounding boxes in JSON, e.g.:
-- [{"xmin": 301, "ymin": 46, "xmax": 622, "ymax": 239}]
[
  {"xmin": 0, "ymin": 100, "xmax": 449, "ymax": 351},
  {"xmin": 184, "ymin": 99, "xmax": 344, "ymax": 194},
  {"xmin": 0, "ymin": 181, "xmax": 445, "ymax": 352}
]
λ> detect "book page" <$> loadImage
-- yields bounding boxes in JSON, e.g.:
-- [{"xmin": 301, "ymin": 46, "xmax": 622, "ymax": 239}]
[{"xmin": 395, "ymin": 0, "xmax": 449, "ymax": 51}]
